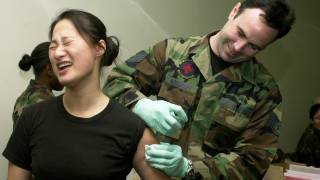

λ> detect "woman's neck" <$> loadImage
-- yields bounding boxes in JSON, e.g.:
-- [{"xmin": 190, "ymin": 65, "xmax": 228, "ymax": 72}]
[{"xmin": 63, "ymin": 79, "xmax": 109, "ymax": 118}]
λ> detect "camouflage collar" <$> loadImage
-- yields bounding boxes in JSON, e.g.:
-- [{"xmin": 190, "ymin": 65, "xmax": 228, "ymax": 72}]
[
  {"xmin": 188, "ymin": 32, "xmax": 257, "ymax": 85},
  {"xmin": 29, "ymin": 79, "xmax": 54, "ymax": 93},
  {"xmin": 189, "ymin": 36, "xmax": 213, "ymax": 81}
]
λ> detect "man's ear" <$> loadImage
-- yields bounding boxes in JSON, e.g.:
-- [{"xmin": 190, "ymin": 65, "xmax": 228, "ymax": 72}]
[
  {"xmin": 96, "ymin": 39, "xmax": 106, "ymax": 57},
  {"xmin": 228, "ymin": 2, "xmax": 241, "ymax": 20}
]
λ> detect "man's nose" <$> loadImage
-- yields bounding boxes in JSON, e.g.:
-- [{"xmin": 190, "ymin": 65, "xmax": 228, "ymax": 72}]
[{"xmin": 233, "ymin": 39, "xmax": 247, "ymax": 52}]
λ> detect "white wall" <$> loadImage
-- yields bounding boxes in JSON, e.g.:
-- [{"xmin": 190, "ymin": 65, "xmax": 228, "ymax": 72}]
[{"xmin": 0, "ymin": 0, "xmax": 319, "ymax": 179}]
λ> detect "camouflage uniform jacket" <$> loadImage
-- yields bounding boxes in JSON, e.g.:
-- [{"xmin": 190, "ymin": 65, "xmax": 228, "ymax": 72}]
[
  {"xmin": 103, "ymin": 33, "xmax": 282, "ymax": 180},
  {"xmin": 12, "ymin": 80, "xmax": 54, "ymax": 127},
  {"xmin": 291, "ymin": 124, "xmax": 320, "ymax": 167}
]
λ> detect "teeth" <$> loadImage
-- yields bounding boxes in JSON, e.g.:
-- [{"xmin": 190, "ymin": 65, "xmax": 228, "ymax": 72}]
[{"xmin": 57, "ymin": 62, "xmax": 72, "ymax": 69}]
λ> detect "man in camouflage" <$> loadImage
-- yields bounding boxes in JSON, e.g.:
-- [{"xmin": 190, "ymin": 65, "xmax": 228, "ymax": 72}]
[{"xmin": 103, "ymin": 0, "xmax": 295, "ymax": 179}]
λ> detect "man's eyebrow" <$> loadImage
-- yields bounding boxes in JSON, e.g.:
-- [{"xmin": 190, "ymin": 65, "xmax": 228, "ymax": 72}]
[
  {"xmin": 237, "ymin": 26, "xmax": 263, "ymax": 50},
  {"xmin": 237, "ymin": 26, "xmax": 247, "ymax": 38}
]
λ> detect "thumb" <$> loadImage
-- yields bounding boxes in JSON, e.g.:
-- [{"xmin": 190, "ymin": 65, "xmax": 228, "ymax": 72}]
[{"xmin": 169, "ymin": 104, "xmax": 188, "ymax": 124}]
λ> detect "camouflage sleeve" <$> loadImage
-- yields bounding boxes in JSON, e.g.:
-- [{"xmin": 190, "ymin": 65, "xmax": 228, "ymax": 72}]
[
  {"xmin": 202, "ymin": 88, "xmax": 282, "ymax": 179},
  {"xmin": 103, "ymin": 40, "xmax": 168, "ymax": 107}
]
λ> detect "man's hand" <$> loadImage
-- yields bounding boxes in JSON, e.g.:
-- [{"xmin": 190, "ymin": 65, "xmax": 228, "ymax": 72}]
[
  {"xmin": 145, "ymin": 143, "xmax": 189, "ymax": 177},
  {"xmin": 133, "ymin": 98, "xmax": 188, "ymax": 136}
]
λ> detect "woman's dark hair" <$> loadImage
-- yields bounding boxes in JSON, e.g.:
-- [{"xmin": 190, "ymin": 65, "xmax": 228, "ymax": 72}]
[
  {"xmin": 49, "ymin": 9, "xmax": 119, "ymax": 67},
  {"xmin": 236, "ymin": 0, "xmax": 296, "ymax": 40},
  {"xmin": 310, "ymin": 104, "xmax": 320, "ymax": 120},
  {"xmin": 19, "ymin": 42, "xmax": 50, "ymax": 76}
]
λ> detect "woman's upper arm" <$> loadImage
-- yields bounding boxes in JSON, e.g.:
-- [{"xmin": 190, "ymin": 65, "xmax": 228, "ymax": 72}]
[
  {"xmin": 132, "ymin": 128, "xmax": 170, "ymax": 180},
  {"xmin": 8, "ymin": 162, "xmax": 31, "ymax": 180}
]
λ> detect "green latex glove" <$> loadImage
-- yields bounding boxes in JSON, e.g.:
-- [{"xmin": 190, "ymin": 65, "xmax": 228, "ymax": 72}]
[
  {"xmin": 145, "ymin": 143, "xmax": 188, "ymax": 177},
  {"xmin": 132, "ymin": 98, "xmax": 188, "ymax": 136}
]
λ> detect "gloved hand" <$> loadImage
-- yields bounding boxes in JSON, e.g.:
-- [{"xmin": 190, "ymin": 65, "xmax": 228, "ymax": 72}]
[
  {"xmin": 145, "ymin": 143, "xmax": 189, "ymax": 177},
  {"xmin": 132, "ymin": 98, "xmax": 188, "ymax": 137}
]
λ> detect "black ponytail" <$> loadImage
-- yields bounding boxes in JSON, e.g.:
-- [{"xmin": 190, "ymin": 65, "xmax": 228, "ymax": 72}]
[
  {"xmin": 18, "ymin": 42, "xmax": 50, "ymax": 75},
  {"xmin": 102, "ymin": 36, "xmax": 120, "ymax": 66}
]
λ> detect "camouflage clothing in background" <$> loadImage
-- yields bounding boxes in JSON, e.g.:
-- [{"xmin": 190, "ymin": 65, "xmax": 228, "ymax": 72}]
[
  {"xmin": 290, "ymin": 124, "xmax": 320, "ymax": 167},
  {"xmin": 103, "ymin": 33, "xmax": 282, "ymax": 179},
  {"xmin": 12, "ymin": 80, "xmax": 54, "ymax": 127}
]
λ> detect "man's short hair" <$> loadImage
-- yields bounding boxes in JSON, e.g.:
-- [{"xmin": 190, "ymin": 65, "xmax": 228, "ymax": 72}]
[{"xmin": 236, "ymin": 0, "xmax": 296, "ymax": 39}]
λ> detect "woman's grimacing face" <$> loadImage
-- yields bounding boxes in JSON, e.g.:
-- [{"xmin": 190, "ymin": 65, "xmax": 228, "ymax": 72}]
[{"xmin": 49, "ymin": 19, "xmax": 100, "ymax": 88}]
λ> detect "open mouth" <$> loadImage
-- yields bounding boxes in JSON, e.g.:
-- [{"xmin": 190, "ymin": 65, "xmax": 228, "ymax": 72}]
[{"xmin": 57, "ymin": 61, "xmax": 72, "ymax": 71}]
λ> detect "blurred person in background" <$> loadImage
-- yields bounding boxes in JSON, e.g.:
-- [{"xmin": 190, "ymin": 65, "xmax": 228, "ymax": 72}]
[
  {"xmin": 289, "ymin": 97, "xmax": 320, "ymax": 167},
  {"xmin": 12, "ymin": 41, "xmax": 63, "ymax": 128}
]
